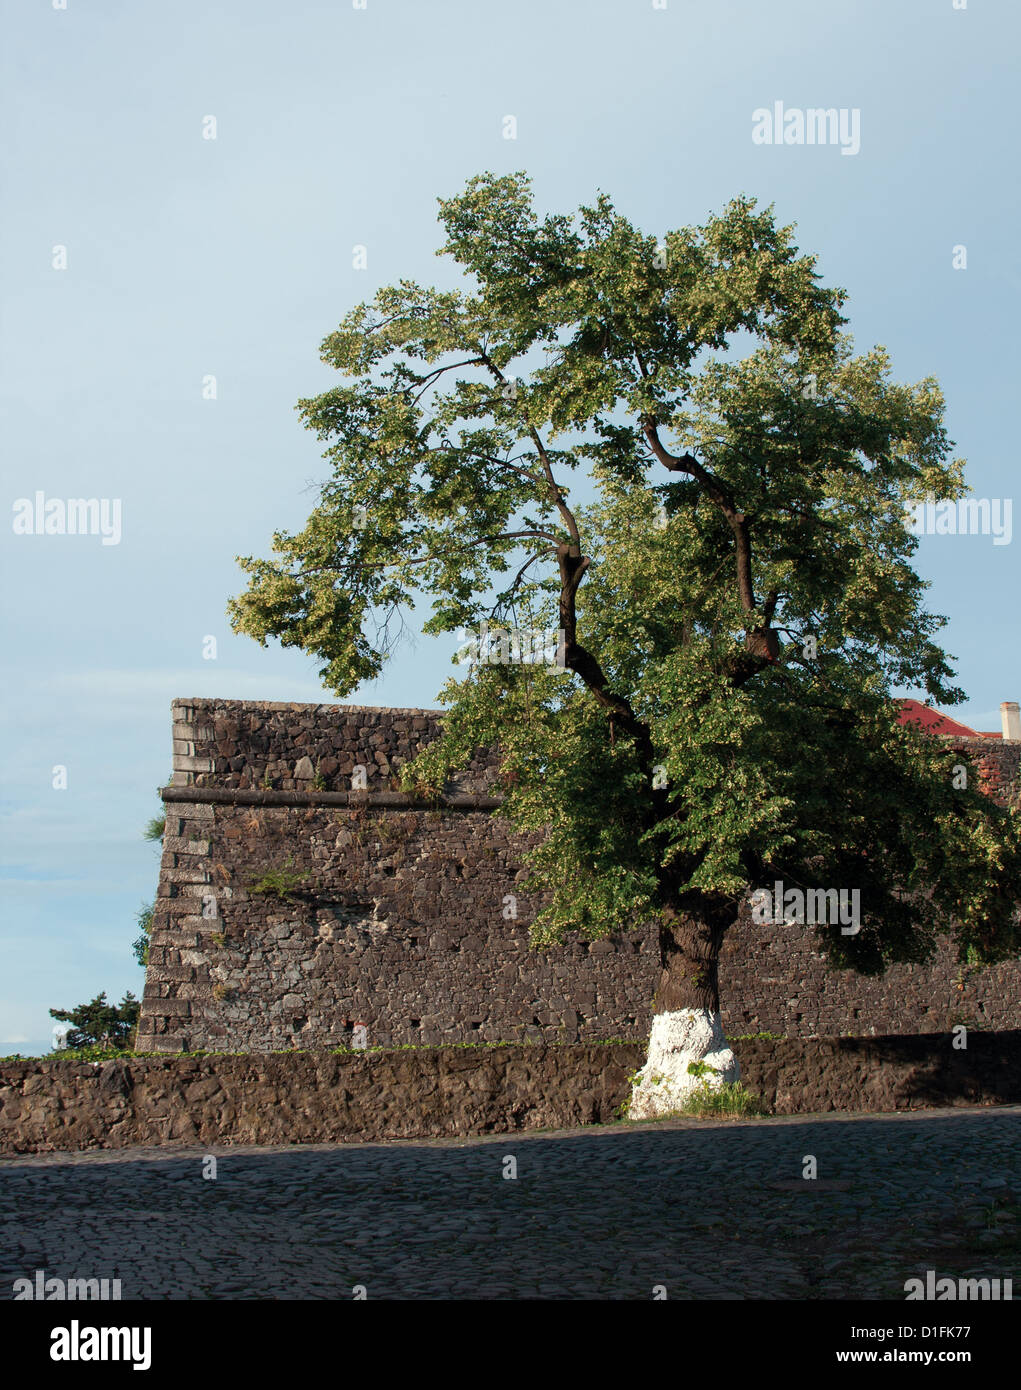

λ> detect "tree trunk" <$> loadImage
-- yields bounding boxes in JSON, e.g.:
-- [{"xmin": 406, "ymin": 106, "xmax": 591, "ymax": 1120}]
[
  {"xmin": 653, "ymin": 906, "xmax": 726, "ymax": 1015},
  {"xmin": 629, "ymin": 900, "xmax": 740, "ymax": 1120}
]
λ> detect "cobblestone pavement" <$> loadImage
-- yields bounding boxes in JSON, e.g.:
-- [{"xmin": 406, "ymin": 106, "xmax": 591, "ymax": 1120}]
[{"xmin": 2, "ymin": 1106, "xmax": 1019, "ymax": 1300}]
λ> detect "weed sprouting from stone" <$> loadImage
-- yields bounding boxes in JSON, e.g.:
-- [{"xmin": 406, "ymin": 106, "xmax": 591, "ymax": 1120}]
[{"xmin": 247, "ymin": 860, "xmax": 309, "ymax": 898}]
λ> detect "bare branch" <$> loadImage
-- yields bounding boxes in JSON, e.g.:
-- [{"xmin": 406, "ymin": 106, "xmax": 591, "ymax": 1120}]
[
  {"xmin": 409, "ymin": 357, "xmax": 488, "ymax": 405},
  {"xmin": 426, "ymin": 444, "xmax": 546, "ymax": 490},
  {"xmin": 486, "ymin": 550, "xmax": 548, "ymax": 627},
  {"xmin": 473, "ymin": 347, "xmax": 583, "ymax": 550}
]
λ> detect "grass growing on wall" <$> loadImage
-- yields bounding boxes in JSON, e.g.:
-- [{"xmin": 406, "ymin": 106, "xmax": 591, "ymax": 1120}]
[
  {"xmin": 2, "ymin": 1037, "xmax": 804, "ymax": 1064},
  {"xmin": 246, "ymin": 859, "xmax": 310, "ymax": 898},
  {"xmin": 0, "ymin": 1039, "xmax": 647, "ymax": 1063}
]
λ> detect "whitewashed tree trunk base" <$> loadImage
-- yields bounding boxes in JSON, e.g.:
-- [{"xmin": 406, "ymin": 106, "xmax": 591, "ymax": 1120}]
[{"xmin": 628, "ymin": 1008, "xmax": 740, "ymax": 1120}]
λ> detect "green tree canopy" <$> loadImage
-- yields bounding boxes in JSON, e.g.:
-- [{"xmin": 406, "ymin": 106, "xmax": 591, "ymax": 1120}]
[
  {"xmin": 133, "ymin": 808, "xmax": 165, "ymax": 969},
  {"xmin": 229, "ymin": 172, "xmax": 1021, "ymax": 1026},
  {"xmin": 50, "ymin": 992, "xmax": 140, "ymax": 1050}
]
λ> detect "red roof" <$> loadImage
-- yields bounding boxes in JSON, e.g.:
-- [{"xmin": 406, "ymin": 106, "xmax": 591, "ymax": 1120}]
[{"xmin": 897, "ymin": 699, "xmax": 1001, "ymax": 739}]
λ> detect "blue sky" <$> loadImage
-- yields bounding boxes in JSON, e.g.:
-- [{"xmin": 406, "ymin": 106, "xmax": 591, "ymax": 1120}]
[{"xmin": 2, "ymin": 0, "xmax": 1017, "ymax": 1054}]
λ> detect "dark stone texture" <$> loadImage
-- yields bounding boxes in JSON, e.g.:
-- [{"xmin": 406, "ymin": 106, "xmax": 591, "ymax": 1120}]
[
  {"xmin": 3, "ymin": 1033, "xmax": 1020, "ymax": 1154},
  {"xmin": 143, "ymin": 699, "xmax": 1021, "ymax": 1054}
]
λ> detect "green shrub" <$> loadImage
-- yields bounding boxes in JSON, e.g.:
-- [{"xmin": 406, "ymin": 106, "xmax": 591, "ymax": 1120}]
[
  {"xmin": 674, "ymin": 1080, "xmax": 768, "ymax": 1118},
  {"xmin": 133, "ymin": 901, "xmax": 155, "ymax": 968},
  {"xmin": 49, "ymin": 992, "xmax": 140, "ymax": 1049},
  {"xmin": 247, "ymin": 859, "xmax": 309, "ymax": 898}
]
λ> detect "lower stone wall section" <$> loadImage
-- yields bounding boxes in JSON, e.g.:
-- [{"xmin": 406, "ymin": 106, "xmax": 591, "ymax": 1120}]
[
  {"xmin": 141, "ymin": 801, "xmax": 657, "ymax": 1052},
  {"xmin": 141, "ymin": 797, "xmax": 1021, "ymax": 1052},
  {"xmin": 745, "ymin": 1030, "xmax": 1021, "ymax": 1115},
  {"xmin": 1, "ymin": 1046, "xmax": 640, "ymax": 1154},
  {"xmin": 718, "ymin": 924, "xmax": 1021, "ymax": 1037},
  {"xmin": 3, "ymin": 1033, "xmax": 1020, "ymax": 1155}
]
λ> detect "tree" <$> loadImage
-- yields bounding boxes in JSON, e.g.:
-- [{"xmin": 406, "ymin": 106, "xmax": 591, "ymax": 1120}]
[
  {"xmin": 49, "ymin": 814, "xmax": 161, "ymax": 1053},
  {"xmin": 229, "ymin": 172, "xmax": 1021, "ymax": 1115},
  {"xmin": 50, "ymin": 992, "xmax": 140, "ymax": 1050},
  {"xmin": 133, "ymin": 810, "xmax": 165, "ymax": 969},
  {"xmin": 132, "ymin": 901, "xmax": 154, "ymax": 969}
]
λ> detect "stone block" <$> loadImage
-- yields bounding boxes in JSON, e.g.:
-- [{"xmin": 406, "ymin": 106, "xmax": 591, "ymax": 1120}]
[
  {"xmin": 153, "ymin": 999, "xmax": 192, "ymax": 1017},
  {"xmin": 172, "ymin": 754, "xmax": 215, "ymax": 773}
]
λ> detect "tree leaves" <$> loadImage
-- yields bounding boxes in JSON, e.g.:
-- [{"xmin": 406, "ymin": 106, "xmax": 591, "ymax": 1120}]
[{"xmin": 229, "ymin": 171, "xmax": 1021, "ymax": 967}]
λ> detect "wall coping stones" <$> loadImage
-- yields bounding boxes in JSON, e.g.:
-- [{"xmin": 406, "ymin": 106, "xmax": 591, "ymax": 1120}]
[
  {"xmin": 172, "ymin": 698, "xmax": 446, "ymax": 717},
  {"xmin": 161, "ymin": 787, "xmax": 503, "ymax": 810}
]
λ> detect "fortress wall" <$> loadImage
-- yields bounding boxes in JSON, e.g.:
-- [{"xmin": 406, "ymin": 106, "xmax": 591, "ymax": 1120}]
[{"xmin": 138, "ymin": 700, "xmax": 1021, "ymax": 1052}]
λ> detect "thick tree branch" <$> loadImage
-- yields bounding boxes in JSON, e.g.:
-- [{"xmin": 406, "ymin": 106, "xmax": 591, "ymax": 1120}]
[
  {"xmin": 465, "ymin": 346, "xmax": 662, "ymax": 784},
  {"xmin": 642, "ymin": 415, "xmax": 778, "ymax": 680},
  {"xmin": 642, "ymin": 417, "xmax": 757, "ymax": 609},
  {"xmin": 497, "ymin": 530, "xmax": 563, "ymax": 545}
]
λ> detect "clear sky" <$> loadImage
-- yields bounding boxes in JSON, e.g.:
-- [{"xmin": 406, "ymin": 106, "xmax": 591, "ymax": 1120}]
[{"xmin": 2, "ymin": 0, "xmax": 1017, "ymax": 1055}]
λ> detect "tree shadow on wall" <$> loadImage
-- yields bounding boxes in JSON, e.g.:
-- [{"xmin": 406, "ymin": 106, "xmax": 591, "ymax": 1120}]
[{"xmin": 820, "ymin": 1030, "xmax": 1021, "ymax": 1108}]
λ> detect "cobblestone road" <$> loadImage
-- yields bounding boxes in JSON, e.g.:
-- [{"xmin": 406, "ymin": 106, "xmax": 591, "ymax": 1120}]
[{"xmin": 2, "ymin": 1106, "xmax": 1019, "ymax": 1300}]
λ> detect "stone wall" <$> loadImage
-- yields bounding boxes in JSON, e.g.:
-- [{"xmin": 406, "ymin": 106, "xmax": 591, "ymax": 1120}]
[
  {"xmin": 138, "ymin": 699, "xmax": 1021, "ymax": 1053},
  {"xmin": 143, "ymin": 799, "xmax": 656, "ymax": 1052},
  {"xmin": 168, "ymin": 698, "xmax": 496, "ymax": 796},
  {"xmin": 951, "ymin": 735, "xmax": 1021, "ymax": 804},
  {"xmin": 4, "ymin": 1034, "xmax": 1021, "ymax": 1154}
]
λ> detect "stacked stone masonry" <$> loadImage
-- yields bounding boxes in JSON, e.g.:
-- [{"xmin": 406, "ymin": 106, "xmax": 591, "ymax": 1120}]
[
  {"xmin": 5, "ymin": 1034, "xmax": 1021, "ymax": 1153},
  {"xmin": 138, "ymin": 699, "xmax": 1021, "ymax": 1053}
]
